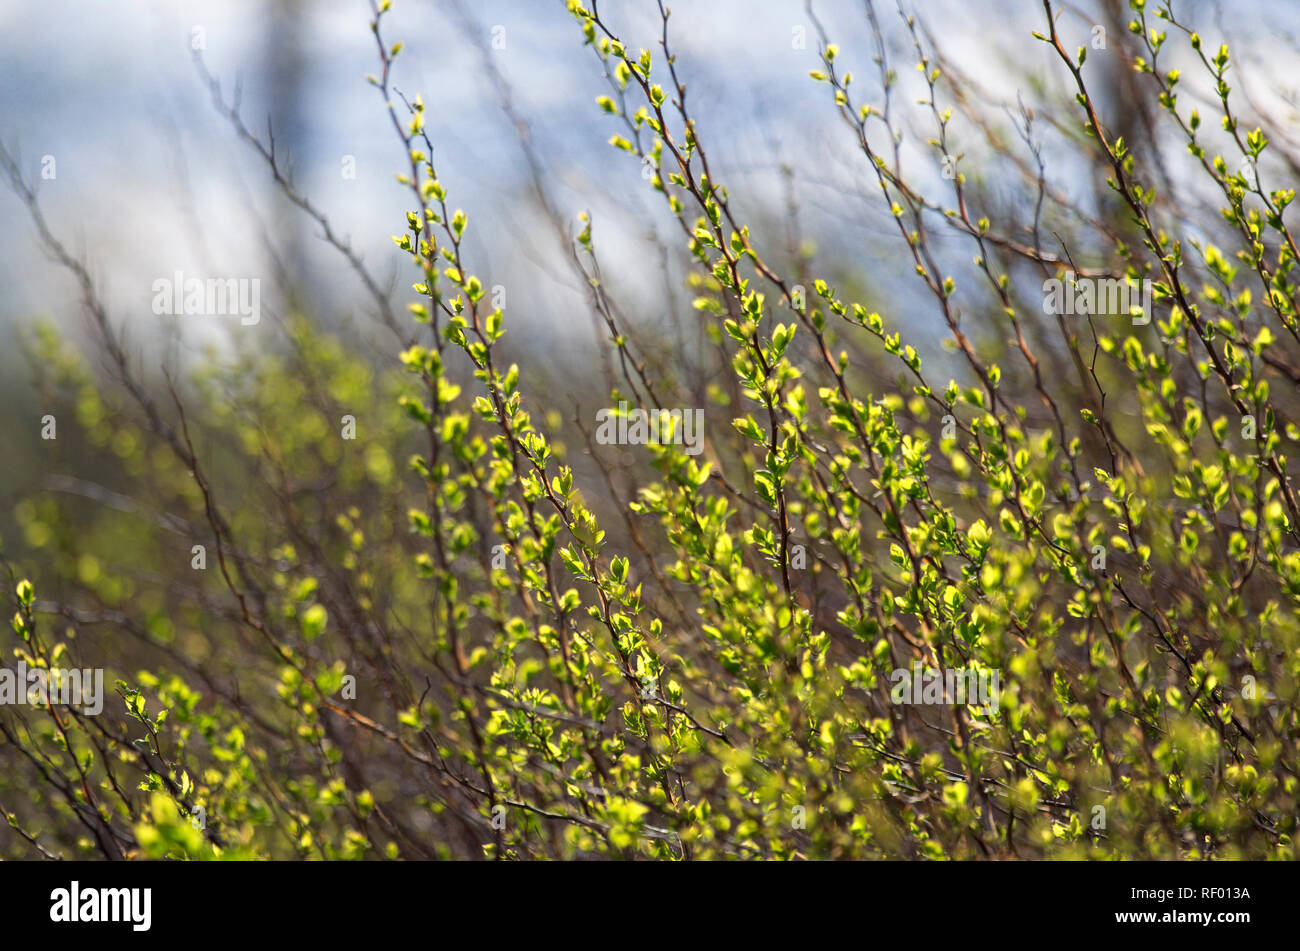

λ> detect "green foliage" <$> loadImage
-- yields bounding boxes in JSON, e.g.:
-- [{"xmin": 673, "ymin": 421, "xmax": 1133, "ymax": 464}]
[{"xmin": 1, "ymin": 0, "xmax": 1297, "ymax": 860}]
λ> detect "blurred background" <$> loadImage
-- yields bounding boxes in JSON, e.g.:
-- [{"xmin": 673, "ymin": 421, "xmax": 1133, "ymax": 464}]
[{"xmin": 3, "ymin": 0, "xmax": 1293, "ymax": 352}]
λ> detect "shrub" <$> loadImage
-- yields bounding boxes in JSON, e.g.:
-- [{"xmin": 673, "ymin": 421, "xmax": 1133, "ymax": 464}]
[{"xmin": 0, "ymin": 0, "xmax": 1296, "ymax": 860}]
